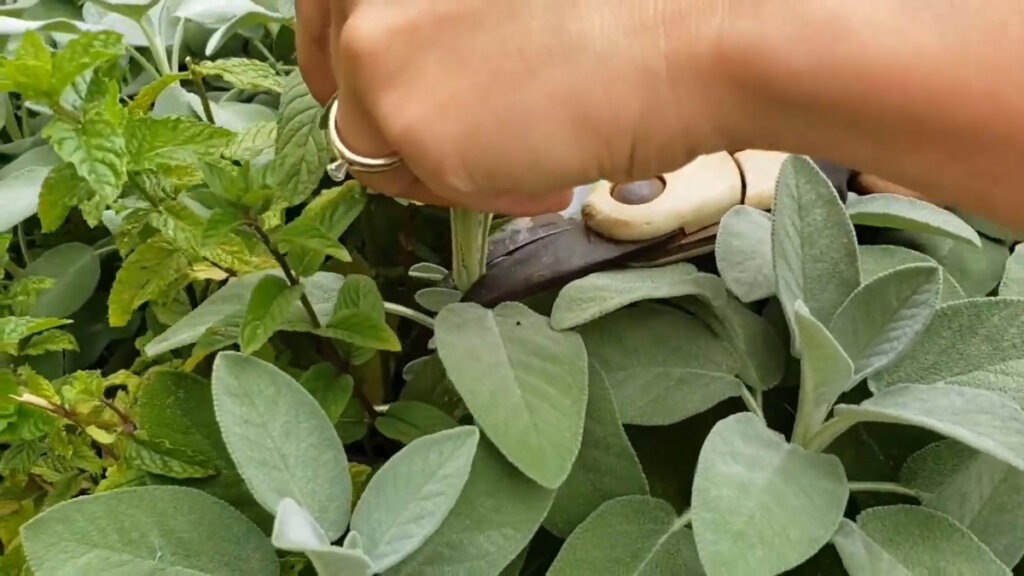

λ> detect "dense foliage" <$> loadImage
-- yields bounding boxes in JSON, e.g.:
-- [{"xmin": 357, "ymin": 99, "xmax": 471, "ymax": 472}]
[{"xmin": 3, "ymin": 1, "xmax": 1024, "ymax": 575}]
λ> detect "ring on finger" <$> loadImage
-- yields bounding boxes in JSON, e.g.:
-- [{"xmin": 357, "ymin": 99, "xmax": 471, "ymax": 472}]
[{"xmin": 325, "ymin": 94, "xmax": 404, "ymax": 181}]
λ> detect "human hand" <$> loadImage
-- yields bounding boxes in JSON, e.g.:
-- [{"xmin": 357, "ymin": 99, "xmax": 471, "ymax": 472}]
[{"xmin": 295, "ymin": 0, "xmax": 734, "ymax": 217}]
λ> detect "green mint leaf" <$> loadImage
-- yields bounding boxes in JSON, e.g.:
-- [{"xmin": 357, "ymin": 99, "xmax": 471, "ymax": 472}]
[
  {"xmin": 212, "ymin": 352, "xmax": 352, "ymax": 541},
  {"xmin": 715, "ymin": 204, "xmax": 775, "ymax": 302},
  {"xmin": 835, "ymin": 506, "xmax": 1011, "ymax": 575},
  {"xmin": 829, "ymin": 263, "xmax": 941, "ymax": 381},
  {"xmin": 37, "ymin": 163, "xmax": 93, "ymax": 232},
  {"xmin": 314, "ymin": 274, "xmax": 400, "ymax": 351},
  {"xmin": 691, "ymin": 413, "xmax": 849, "ymax": 575},
  {"xmin": 350, "ymin": 426, "xmax": 479, "ymax": 572},
  {"xmin": 299, "ymin": 363, "xmax": 353, "ymax": 424},
  {"xmin": 125, "ymin": 115, "xmax": 234, "ymax": 171},
  {"xmin": 272, "ymin": 219, "xmax": 352, "ymax": 264},
  {"xmin": 223, "ymin": 120, "xmax": 276, "ymax": 162},
  {"xmin": 20, "ymin": 330, "xmax": 77, "ymax": 356},
  {"xmin": 287, "ymin": 182, "xmax": 367, "ymax": 276},
  {"xmin": 772, "ymin": 155, "xmax": 860, "ymax": 345},
  {"xmin": 846, "ymin": 193, "xmax": 982, "ymax": 247},
  {"xmin": 0, "ymin": 30, "xmax": 52, "ymax": 101},
  {"xmin": 51, "ymin": 30, "xmax": 125, "ymax": 98},
  {"xmin": 0, "ymin": 317, "xmax": 72, "ymax": 354},
  {"xmin": 239, "ymin": 275, "xmax": 305, "ymax": 354},
  {"xmin": 434, "ymin": 302, "xmax": 588, "ymax": 489},
  {"xmin": 124, "ymin": 438, "xmax": 217, "ymax": 479},
  {"xmin": 272, "ymin": 71, "xmax": 330, "ymax": 206},
  {"xmin": 374, "ymin": 401, "xmax": 458, "ymax": 445},
  {"xmin": 543, "ymin": 360, "xmax": 649, "ymax": 538},
  {"xmin": 548, "ymin": 496, "xmax": 701, "ymax": 575},
  {"xmin": 578, "ymin": 303, "xmax": 742, "ymax": 425},
  {"xmin": 128, "ymin": 72, "xmax": 190, "ymax": 116},
  {"xmin": 196, "ymin": 58, "xmax": 283, "ymax": 92},
  {"xmin": 107, "ymin": 236, "xmax": 190, "ymax": 327},
  {"xmin": 20, "ymin": 486, "xmax": 279, "ymax": 576},
  {"xmin": 42, "ymin": 73, "xmax": 127, "ymax": 207}
]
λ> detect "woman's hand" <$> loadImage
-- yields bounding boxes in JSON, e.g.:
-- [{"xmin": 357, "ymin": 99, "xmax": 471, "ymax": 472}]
[{"xmin": 295, "ymin": 0, "xmax": 734, "ymax": 216}]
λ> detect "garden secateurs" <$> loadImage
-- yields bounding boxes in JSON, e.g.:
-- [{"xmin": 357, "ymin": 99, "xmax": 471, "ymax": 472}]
[{"xmin": 460, "ymin": 150, "xmax": 922, "ymax": 306}]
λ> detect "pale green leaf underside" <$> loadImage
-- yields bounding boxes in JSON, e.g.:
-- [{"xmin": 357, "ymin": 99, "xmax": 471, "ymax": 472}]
[
  {"xmin": 835, "ymin": 384, "xmax": 1024, "ymax": 472},
  {"xmin": 21, "ymin": 486, "xmax": 278, "ymax": 576},
  {"xmin": 828, "ymin": 263, "xmax": 941, "ymax": 381},
  {"xmin": 852, "ymin": 505, "xmax": 1010, "ymax": 575},
  {"xmin": 434, "ymin": 302, "xmax": 588, "ymax": 489},
  {"xmin": 691, "ymin": 413, "xmax": 849, "ymax": 576},
  {"xmin": 999, "ymin": 245, "xmax": 1024, "ymax": 297},
  {"xmin": 772, "ymin": 155, "xmax": 861, "ymax": 332},
  {"xmin": 870, "ymin": 298, "xmax": 1024, "ymax": 406},
  {"xmin": 350, "ymin": 426, "xmax": 479, "ymax": 572},
  {"xmin": 715, "ymin": 204, "xmax": 775, "ymax": 303},
  {"xmin": 846, "ymin": 193, "xmax": 982, "ymax": 247},
  {"xmin": 547, "ymin": 496, "xmax": 702, "ymax": 576},
  {"xmin": 792, "ymin": 300, "xmax": 855, "ymax": 441},
  {"xmin": 579, "ymin": 304, "xmax": 742, "ymax": 426},
  {"xmin": 831, "ymin": 519, "xmax": 911, "ymax": 576},
  {"xmin": 211, "ymin": 352, "xmax": 352, "ymax": 541},
  {"xmin": 550, "ymin": 261, "xmax": 711, "ymax": 330},
  {"xmin": 899, "ymin": 439, "xmax": 1024, "ymax": 567},
  {"xmin": 859, "ymin": 244, "xmax": 965, "ymax": 304},
  {"xmin": 386, "ymin": 438, "xmax": 556, "ymax": 575},
  {"xmin": 544, "ymin": 360, "xmax": 649, "ymax": 538}
]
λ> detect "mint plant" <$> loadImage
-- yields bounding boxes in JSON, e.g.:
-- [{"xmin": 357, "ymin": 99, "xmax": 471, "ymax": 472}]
[{"xmin": 4, "ymin": 3, "xmax": 1024, "ymax": 575}]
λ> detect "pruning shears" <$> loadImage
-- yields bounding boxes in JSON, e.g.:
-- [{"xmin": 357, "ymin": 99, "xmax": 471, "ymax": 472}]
[{"xmin": 460, "ymin": 150, "xmax": 915, "ymax": 306}]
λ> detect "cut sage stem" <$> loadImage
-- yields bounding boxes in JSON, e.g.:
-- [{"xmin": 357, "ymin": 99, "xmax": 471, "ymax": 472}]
[{"xmin": 450, "ymin": 207, "xmax": 492, "ymax": 292}]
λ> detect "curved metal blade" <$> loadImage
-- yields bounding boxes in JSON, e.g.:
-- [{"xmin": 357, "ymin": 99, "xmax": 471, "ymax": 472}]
[{"xmin": 462, "ymin": 156, "xmax": 855, "ymax": 306}]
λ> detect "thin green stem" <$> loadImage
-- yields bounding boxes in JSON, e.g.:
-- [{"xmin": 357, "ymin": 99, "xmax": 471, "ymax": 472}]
[
  {"xmin": 676, "ymin": 509, "xmax": 692, "ymax": 529},
  {"xmin": 186, "ymin": 57, "xmax": 216, "ymax": 125},
  {"xmin": 94, "ymin": 245, "xmax": 119, "ymax": 259},
  {"xmin": 18, "ymin": 101, "xmax": 29, "ymax": 138},
  {"xmin": 51, "ymin": 103, "xmax": 82, "ymax": 124},
  {"xmin": 170, "ymin": 18, "xmax": 185, "ymax": 72},
  {"xmin": 740, "ymin": 385, "xmax": 765, "ymax": 423},
  {"xmin": 3, "ymin": 94, "xmax": 22, "ymax": 140},
  {"xmin": 849, "ymin": 481, "xmax": 922, "ymax": 500},
  {"xmin": 805, "ymin": 416, "xmax": 858, "ymax": 452},
  {"xmin": 383, "ymin": 302, "xmax": 435, "ymax": 330},
  {"xmin": 249, "ymin": 223, "xmax": 377, "ymax": 421},
  {"xmin": 4, "ymin": 261, "xmax": 23, "ymax": 278},
  {"xmin": 252, "ymin": 39, "xmax": 278, "ymax": 65},
  {"xmin": 17, "ymin": 224, "xmax": 30, "ymax": 266},
  {"xmin": 126, "ymin": 45, "xmax": 162, "ymax": 81},
  {"xmin": 138, "ymin": 17, "xmax": 171, "ymax": 75}
]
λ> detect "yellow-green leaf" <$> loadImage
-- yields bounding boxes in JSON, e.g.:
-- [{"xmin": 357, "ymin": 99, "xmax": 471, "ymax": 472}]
[
  {"xmin": 196, "ymin": 58, "xmax": 283, "ymax": 92},
  {"xmin": 108, "ymin": 237, "xmax": 190, "ymax": 327},
  {"xmin": 37, "ymin": 162, "xmax": 93, "ymax": 232},
  {"xmin": 51, "ymin": 30, "xmax": 124, "ymax": 97},
  {"xmin": 126, "ymin": 115, "xmax": 235, "ymax": 171}
]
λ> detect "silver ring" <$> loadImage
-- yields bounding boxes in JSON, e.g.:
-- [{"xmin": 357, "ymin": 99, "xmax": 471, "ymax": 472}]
[{"xmin": 325, "ymin": 95, "xmax": 403, "ymax": 181}]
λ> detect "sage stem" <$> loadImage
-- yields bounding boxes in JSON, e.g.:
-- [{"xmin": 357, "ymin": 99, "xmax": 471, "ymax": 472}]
[
  {"xmin": 450, "ymin": 207, "xmax": 492, "ymax": 292},
  {"xmin": 138, "ymin": 17, "xmax": 172, "ymax": 75},
  {"xmin": 848, "ymin": 481, "xmax": 922, "ymax": 500}
]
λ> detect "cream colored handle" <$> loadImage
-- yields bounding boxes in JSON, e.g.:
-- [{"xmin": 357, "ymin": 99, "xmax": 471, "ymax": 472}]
[{"xmin": 580, "ymin": 149, "xmax": 847, "ymax": 242}]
